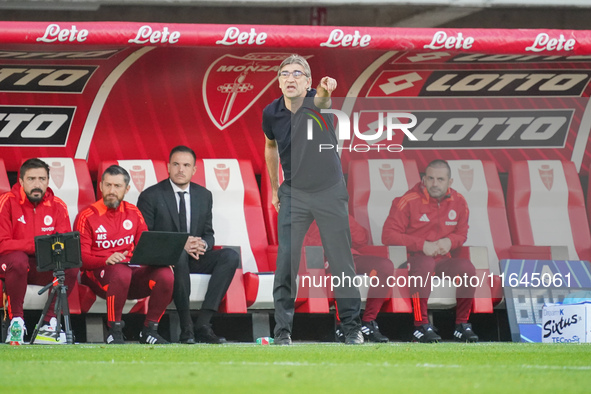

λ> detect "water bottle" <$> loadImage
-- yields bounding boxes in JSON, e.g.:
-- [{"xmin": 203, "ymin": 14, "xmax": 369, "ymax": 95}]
[
  {"xmin": 9, "ymin": 320, "xmax": 23, "ymax": 345},
  {"xmin": 256, "ymin": 336, "xmax": 274, "ymax": 345}
]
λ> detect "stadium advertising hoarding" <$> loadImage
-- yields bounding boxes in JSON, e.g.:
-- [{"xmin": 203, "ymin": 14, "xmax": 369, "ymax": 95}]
[
  {"xmin": 502, "ymin": 259, "xmax": 591, "ymax": 343},
  {"xmin": 542, "ymin": 302, "xmax": 591, "ymax": 343},
  {"xmin": 0, "ymin": 22, "xmax": 589, "ymax": 177}
]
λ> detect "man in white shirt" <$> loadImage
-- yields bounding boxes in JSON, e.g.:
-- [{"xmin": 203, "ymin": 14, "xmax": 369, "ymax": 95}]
[{"xmin": 137, "ymin": 146, "xmax": 239, "ymax": 344}]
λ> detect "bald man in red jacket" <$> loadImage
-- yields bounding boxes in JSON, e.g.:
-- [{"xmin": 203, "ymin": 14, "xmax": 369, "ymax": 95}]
[{"xmin": 382, "ymin": 160, "xmax": 478, "ymax": 343}]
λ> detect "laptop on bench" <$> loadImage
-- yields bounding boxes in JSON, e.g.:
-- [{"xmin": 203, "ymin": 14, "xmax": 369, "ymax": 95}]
[{"xmin": 129, "ymin": 231, "xmax": 189, "ymax": 266}]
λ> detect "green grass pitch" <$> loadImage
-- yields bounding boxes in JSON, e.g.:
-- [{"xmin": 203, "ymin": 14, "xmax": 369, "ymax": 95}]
[{"xmin": 2, "ymin": 342, "xmax": 590, "ymax": 393}]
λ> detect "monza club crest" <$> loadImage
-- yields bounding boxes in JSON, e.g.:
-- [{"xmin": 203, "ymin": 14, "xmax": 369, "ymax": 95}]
[
  {"xmin": 130, "ymin": 165, "xmax": 146, "ymax": 192},
  {"xmin": 539, "ymin": 164, "xmax": 554, "ymax": 191},
  {"xmin": 458, "ymin": 164, "xmax": 474, "ymax": 191},
  {"xmin": 49, "ymin": 161, "xmax": 65, "ymax": 190},
  {"xmin": 214, "ymin": 164, "xmax": 230, "ymax": 191},
  {"xmin": 379, "ymin": 164, "xmax": 394, "ymax": 190},
  {"xmin": 202, "ymin": 53, "xmax": 292, "ymax": 130}
]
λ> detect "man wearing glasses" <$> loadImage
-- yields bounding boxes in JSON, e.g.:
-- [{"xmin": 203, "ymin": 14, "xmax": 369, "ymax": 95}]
[{"xmin": 262, "ymin": 54, "xmax": 362, "ymax": 345}]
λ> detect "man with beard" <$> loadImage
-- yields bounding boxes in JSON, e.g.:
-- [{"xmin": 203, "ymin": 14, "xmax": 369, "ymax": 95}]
[
  {"xmin": 382, "ymin": 159, "xmax": 478, "ymax": 343},
  {"xmin": 0, "ymin": 158, "xmax": 78, "ymax": 345},
  {"xmin": 75, "ymin": 165, "xmax": 173, "ymax": 344}
]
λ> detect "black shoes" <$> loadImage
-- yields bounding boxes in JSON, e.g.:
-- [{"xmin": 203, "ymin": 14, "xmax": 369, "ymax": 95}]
[
  {"xmin": 180, "ymin": 337, "xmax": 196, "ymax": 344},
  {"xmin": 412, "ymin": 323, "xmax": 478, "ymax": 343},
  {"xmin": 139, "ymin": 322, "xmax": 170, "ymax": 345},
  {"xmin": 335, "ymin": 325, "xmax": 345, "ymax": 343},
  {"xmin": 412, "ymin": 324, "xmax": 442, "ymax": 343},
  {"xmin": 274, "ymin": 328, "xmax": 362, "ymax": 345},
  {"xmin": 361, "ymin": 320, "xmax": 389, "ymax": 343},
  {"xmin": 344, "ymin": 328, "xmax": 364, "ymax": 345},
  {"xmin": 274, "ymin": 330, "xmax": 292, "ymax": 346},
  {"xmin": 454, "ymin": 323, "xmax": 479, "ymax": 343},
  {"xmin": 179, "ymin": 328, "xmax": 196, "ymax": 344},
  {"xmin": 195, "ymin": 324, "xmax": 227, "ymax": 344},
  {"xmin": 106, "ymin": 321, "xmax": 125, "ymax": 344},
  {"xmin": 179, "ymin": 324, "xmax": 225, "ymax": 344},
  {"xmin": 336, "ymin": 324, "xmax": 365, "ymax": 345}
]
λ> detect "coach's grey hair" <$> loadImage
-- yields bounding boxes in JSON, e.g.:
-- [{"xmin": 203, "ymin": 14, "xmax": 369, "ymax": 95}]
[{"xmin": 279, "ymin": 54, "xmax": 311, "ymax": 89}]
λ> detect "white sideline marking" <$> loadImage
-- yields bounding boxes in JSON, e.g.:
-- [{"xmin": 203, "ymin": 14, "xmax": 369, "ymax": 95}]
[
  {"xmin": 520, "ymin": 364, "xmax": 591, "ymax": 371},
  {"xmin": 20, "ymin": 358, "xmax": 591, "ymax": 371}
]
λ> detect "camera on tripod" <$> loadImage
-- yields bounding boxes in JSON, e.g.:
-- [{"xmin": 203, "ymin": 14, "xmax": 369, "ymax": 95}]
[
  {"xmin": 35, "ymin": 231, "xmax": 82, "ymax": 272},
  {"xmin": 29, "ymin": 232, "xmax": 82, "ymax": 345}
]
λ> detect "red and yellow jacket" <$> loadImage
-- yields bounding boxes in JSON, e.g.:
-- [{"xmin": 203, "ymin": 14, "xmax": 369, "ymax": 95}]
[
  {"xmin": 0, "ymin": 183, "xmax": 71, "ymax": 256},
  {"xmin": 382, "ymin": 182, "xmax": 469, "ymax": 256}
]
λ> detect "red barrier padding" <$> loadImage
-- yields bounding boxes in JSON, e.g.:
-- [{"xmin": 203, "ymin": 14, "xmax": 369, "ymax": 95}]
[{"xmin": 1, "ymin": 22, "xmax": 590, "ymax": 54}]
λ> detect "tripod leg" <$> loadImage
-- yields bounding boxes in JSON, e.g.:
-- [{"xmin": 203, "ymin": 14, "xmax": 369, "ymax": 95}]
[
  {"xmin": 54, "ymin": 287, "xmax": 63, "ymax": 342},
  {"xmin": 60, "ymin": 285, "xmax": 74, "ymax": 344},
  {"xmin": 30, "ymin": 286, "xmax": 58, "ymax": 344}
]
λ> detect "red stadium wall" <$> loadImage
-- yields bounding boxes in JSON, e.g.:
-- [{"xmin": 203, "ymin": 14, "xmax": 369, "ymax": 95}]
[{"xmin": 0, "ymin": 22, "xmax": 590, "ymax": 177}]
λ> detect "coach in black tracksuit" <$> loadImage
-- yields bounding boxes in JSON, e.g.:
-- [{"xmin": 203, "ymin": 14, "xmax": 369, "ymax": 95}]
[
  {"xmin": 262, "ymin": 55, "xmax": 362, "ymax": 345},
  {"xmin": 137, "ymin": 145, "xmax": 239, "ymax": 344}
]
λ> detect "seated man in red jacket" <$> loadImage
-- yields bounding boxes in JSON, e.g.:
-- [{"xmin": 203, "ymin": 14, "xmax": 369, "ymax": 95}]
[
  {"xmin": 75, "ymin": 165, "xmax": 174, "ymax": 344},
  {"xmin": 382, "ymin": 159, "xmax": 478, "ymax": 343},
  {"xmin": 305, "ymin": 215, "xmax": 393, "ymax": 343},
  {"xmin": 0, "ymin": 158, "xmax": 78, "ymax": 345}
]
